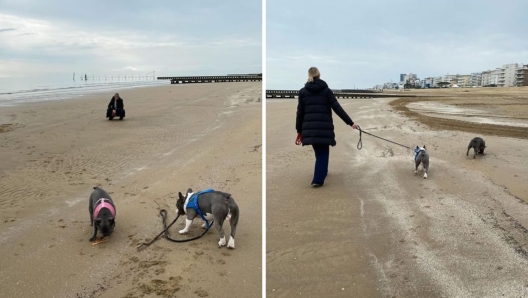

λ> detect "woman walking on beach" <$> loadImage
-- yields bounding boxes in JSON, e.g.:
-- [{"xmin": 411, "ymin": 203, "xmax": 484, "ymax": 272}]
[{"xmin": 295, "ymin": 67, "xmax": 359, "ymax": 187}]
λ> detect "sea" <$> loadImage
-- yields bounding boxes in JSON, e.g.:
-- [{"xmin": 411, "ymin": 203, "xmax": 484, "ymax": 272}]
[{"xmin": 0, "ymin": 76, "xmax": 169, "ymax": 107}]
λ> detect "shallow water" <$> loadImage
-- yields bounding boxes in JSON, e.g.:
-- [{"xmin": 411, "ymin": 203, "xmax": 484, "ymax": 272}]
[
  {"xmin": 0, "ymin": 76, "xmax": 168, "ymax": 106},
  {"xmin": 408, "ymin": 101, "xmax": 528, "ymax": 128}
]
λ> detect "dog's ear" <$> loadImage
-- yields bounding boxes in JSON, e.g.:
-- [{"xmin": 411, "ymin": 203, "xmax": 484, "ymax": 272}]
[
  {"xmin": 178, "ymin": 192, "xmax": 184, "ymax": 200},
  {"xmin": 187, "ymin": 188, "xmax": 193, "ymax": 194},
  {"xmin": 423, "ymin": 145, "xmax": 426, "ymax": 149}
]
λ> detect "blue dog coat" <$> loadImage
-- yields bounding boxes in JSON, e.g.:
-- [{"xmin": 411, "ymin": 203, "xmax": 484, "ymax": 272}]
[
  {"xmin": 186, "ymin": 188, "xmax": 214, "ymax": 229},
  {"xmin": 414, "ymin": 147, "xmax": 426, "ymax": 161}
]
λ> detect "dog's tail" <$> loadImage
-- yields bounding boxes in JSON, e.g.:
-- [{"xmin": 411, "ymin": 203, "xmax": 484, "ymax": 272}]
[
  {"xmin": 224, "ymin": 194, "xmax": 239, "ymax": 226},
  {"xmin": 229, "ymin": 203, "xmax": 239, "ymax": 227}
]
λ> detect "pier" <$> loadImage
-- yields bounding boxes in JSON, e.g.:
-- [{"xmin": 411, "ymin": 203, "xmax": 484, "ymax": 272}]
[
  {"xmin": 266, "ymin": 90, "xmax": 417, "ymax": 99},
  {"xmin": 157, "ymin": 74, "xmax": 262, "ymax": 84}
]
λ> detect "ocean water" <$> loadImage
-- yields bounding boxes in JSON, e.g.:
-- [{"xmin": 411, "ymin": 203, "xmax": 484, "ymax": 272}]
[{"xmin": 0, "ymin": 76, "xmax": 169, "ymax": 107}]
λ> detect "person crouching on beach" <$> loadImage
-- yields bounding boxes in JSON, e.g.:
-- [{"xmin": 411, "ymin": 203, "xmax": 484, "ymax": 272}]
[
  {"xmin": 107, "ymin": 93, "xmax": 125, "ymax": 120},
  {"xmin": 295, "ymin": 67, "xmax": 359, "ymax": 187}
]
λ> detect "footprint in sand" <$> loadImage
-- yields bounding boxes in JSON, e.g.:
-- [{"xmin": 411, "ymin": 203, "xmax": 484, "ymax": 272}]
[{"xmin": 194, "ymin": 289, "xmax": 209, "ymax": 297}]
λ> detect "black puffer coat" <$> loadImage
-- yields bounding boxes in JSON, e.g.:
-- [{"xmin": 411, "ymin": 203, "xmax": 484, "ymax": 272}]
[
  {"xmin": 108, "ymin": 97, "xmax": 124, "ymax": 110},
  {"xmin": 296, "ymin": 79, "xmax": 354, "ymax": 146}
]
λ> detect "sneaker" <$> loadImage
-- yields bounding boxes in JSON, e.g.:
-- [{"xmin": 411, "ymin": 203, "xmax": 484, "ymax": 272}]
[{"xmin": 311, "ymin": 183, "xmax": 323, "ymax": 188}]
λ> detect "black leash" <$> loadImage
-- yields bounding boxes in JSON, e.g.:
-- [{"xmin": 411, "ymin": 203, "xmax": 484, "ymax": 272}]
[
  {"xmin": 137, "ymin": 209, "xmax": 213, "ymax": 251},
  {"xmin": 356, "ymin": 126, "xmax": 412, "ymax": 150}
]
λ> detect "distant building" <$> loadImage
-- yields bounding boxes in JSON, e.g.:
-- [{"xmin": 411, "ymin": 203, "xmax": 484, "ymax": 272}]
[
  {"xmin": 498, "ymin": 63, "xmax": 518, "ymax": 87},
  {"xmin": 468, "ymin": 73, "xmax": 482, "ymax": 87},
  {"xmin": 442, "ymin": 74, "xmax": 457, "ymax": 84},
  {"xmin": 399, "ymin": 73, "xmax": 418, "ymax": 84},
  {"xmin": 457, "ymin": 75, "xmax": 471, "ymax": 87},
  {"xmin": 517, "ymin": 64, "xmax": 528, "ymax": 87},
  {"xmin": 481, "ymin": 69, "xmax": 501, "ymax": 86}
]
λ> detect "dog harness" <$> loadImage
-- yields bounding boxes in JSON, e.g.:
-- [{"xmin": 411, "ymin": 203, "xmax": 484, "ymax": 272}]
[
  {"xmin": 94, "ymin": 198, "xmax": 116, "ymax": 219},
  {"xmin": 186, "ymin": 188, "xmax": 214, "ymax": 229},
  {"xmin": 414, "ymin": 147, "xmax": 426, "ymax": 161}
]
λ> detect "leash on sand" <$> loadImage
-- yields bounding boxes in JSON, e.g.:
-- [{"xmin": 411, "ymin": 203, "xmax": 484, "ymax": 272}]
[
  {"xmin": 356, "ymin": 126, "xmax": 412, "ymax": 150},
  {"xmin": 137, "ymin": 209, "xmax": 214, "ymax": 251}
]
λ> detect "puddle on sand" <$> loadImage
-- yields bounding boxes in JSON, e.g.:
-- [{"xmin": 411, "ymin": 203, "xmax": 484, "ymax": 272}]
[{"xmin": 408, "ymin": 102, "xmax": 528, "ymax": 128}]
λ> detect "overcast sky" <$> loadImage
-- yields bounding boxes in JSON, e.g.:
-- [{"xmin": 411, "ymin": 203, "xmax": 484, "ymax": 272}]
[
  {"xmin": 0, "ymin": 0, "xmax": 261, "ymax": 78},
  {"xmin": 267, "ymin": 0, "xmax": 528, "ymax": 89}
]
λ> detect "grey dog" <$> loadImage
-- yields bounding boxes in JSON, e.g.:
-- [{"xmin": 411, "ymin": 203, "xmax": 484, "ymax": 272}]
[
  {"xmin": 467, "ymin": 137, "xmax": 486, "ymax": 159},
  {"xmin": 414, "ymin": 146, "xmax": 429, "ymax": 179},
  {"xmin": 176, "ymin": 188, "xmax": 239, "ymax": 249},
  {"xmin": 88, "ymin": 187, "xmax": 116, "ymax": 242}
]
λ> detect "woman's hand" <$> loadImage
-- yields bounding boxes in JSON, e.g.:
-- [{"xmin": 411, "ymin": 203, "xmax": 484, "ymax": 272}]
[
  {"xmin": 352, "ymin": 123, "xmax": 359, "ymax": 130},
  {"xmin": 295, "ymin": 133, "xmax": 302, "ymax": 145}
]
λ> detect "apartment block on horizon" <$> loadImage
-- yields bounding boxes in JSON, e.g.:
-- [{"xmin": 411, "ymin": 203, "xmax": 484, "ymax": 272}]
[
  {"xmin": 457, "ymin": 75, "xmax": 470, "ymax": 87},
  {"xmin": 421, "ymin": 76, "xmax": 441, "ymax": 88},
  {"xmin": 441, "ymin": 74, "xmax": 457, "ymax": 84},
  {"xmin": 498, "ymin": 63, "xmax": 518, "ymax": 87},
  {"xmin": 516, "ymin": 64, "xmax": 528, "ymax": 87},
  {"xmin": 400, "ymin": 73, "xmax": 418, "ymax": 83},
  {"xmin": 468, "ymin": 73, "xmax": 482, "ymax": 87},
  {"xmin": 481, "ymin": 68, "xmax": 501, "ymax": 86}
]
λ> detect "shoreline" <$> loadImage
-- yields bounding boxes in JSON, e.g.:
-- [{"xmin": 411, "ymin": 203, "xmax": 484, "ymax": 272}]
[{"xmin": 0, "ymin": 80, "xmax": 170, "ymax": 107}]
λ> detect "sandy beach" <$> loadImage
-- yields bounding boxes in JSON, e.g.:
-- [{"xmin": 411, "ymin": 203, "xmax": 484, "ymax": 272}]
[
  {"xmin": 267, "ymin": 87, "xmax": 528, "ymax": 297},
  {"xmin": 0, "ymin": 82, "xmax": 262, "ymax": 297}
]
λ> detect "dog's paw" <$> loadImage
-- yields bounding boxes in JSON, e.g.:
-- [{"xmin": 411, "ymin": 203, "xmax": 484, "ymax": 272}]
[
  {"xmin": 218, "ymin": 237, "xmax": 227, "ymax": 247},
  {"xmin": 414, "ymin": 170, "xmax": 417, "ymax": 174},
  {"xmin": 201, "ymin": 222, "xmax": 207, "ymax": 229},
  {"xmin": 89, "ymin": 237, "xmax": 96, "ymax": 242},
  {"xmin": 227, "ymin": 237, "xmax": 235, "ymax": 249},
  {"xmin": 179, "ymin": 229, "xmax": 189, "ymax": 235},
  {"xmin": 423, "ymin": 173, "xmax": 428, "ymax": 179}
]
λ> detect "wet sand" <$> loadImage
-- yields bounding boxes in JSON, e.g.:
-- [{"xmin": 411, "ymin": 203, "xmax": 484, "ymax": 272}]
[
  {"xmin": 267, "ymin": 87, "xmax": 528, "ymax": 297},
  {"xmin": 0, "ymin": 82, "xmax": 262, "ymax": 297}
]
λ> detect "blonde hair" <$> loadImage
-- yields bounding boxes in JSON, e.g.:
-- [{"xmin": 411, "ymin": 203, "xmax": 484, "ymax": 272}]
[{"xmin": 307, "ymin": 67, "xmax": 320, "ymax": 82}]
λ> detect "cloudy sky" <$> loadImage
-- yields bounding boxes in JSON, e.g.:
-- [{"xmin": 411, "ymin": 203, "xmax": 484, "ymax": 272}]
[
  {"xmin": 0, "ymin": 0, "xmax": 261, "ymax": 78},
  {"xmin": 267, "ymin": 0, "xmax": 528, "ymax": 89}
]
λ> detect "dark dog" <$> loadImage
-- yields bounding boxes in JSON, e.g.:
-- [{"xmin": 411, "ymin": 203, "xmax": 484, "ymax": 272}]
[
  {"xmin": 414, "ymin": 145, "xmax": 429, "ymax": 179},
  {"xmin": 467, "ymin": 137, "xmax": 486, "ymax": 159},
  {"xmin": 176, "ymin": 188, "xmax": 239, "ymax": 249},
  {"xmin": 88, "ymin": 187, "xmax": 116, "ymax": 242}
]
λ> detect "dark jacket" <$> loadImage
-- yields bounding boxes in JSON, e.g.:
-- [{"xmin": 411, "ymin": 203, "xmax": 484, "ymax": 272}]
[
  {"xmin": 108, "ymin": 97, "xmax": 124, "ymax": 110},
  {"xmin": 296, "ymin": 79, "xmax": 353, "ymax": 146}
]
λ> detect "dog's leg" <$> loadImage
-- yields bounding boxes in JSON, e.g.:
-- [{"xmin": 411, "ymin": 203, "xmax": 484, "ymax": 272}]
[
  {"xmin": 228, "ymin": 221, "xmax": 237, "ymax": 249},
  {"xmin": 423, "ymin": 158, "xmax": 429, "ymax": 179},
  {"xmin": 473, "ymin": 147, "xmax": 477, "ymax": 159},
  {"xmin": 227, "ymin": 205, "xmax": 239, "ymax": 249},
  {"xmin": 201, "ymin": 213, "xmax": 214, "ymax": 229},
  {"xmin": 179, "ymin": 219, "xmax": 193, "ymax": 234},
  {"xmin": 214, "ymin": 214, "xmax": 227, "ymax": 248},
  {"xmin": 90, "ymin": 213, "xmax": 93, "ymax": 226},
  {"xmin": 414, "ymin": 161, "xmax": 419, "ymax": 174},
  {"xmin": 466, "ymin": 147, "xmax": 470, "ymax": 156},
  {"xmin": 89, "ymin": 224, "xmax": 98, "ymax": 242}
]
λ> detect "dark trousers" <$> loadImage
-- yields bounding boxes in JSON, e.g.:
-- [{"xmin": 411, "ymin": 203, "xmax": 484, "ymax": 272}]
[
  {"xmin": 107, "ymin": 108, "xmax": 125, "ymax": 118},
  {"xmin": 312, "ymin": 144, "xmax": 330, "ymax": 185}
]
